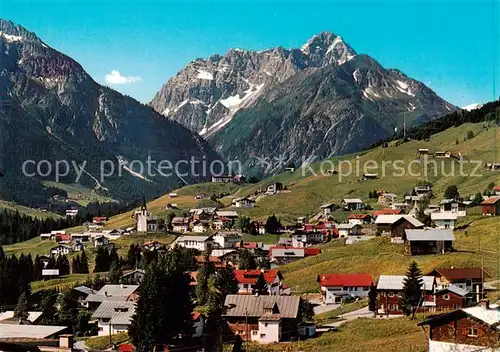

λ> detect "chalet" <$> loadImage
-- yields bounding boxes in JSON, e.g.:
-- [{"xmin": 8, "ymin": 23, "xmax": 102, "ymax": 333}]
[
  {"xmin": 376, "ymin": 275, "xmax": 436, "ymax": 315},
  {"xmin": 211, "ymin": 174, "xmax": 237, "ymax": 183},
  {"xmin": 440, "ymin": 199, "xmax": 467, "ymax": 217},
  {"xmin": 362, "ymin": 173, "xmax": 378, "ymax": 180},
  {"xmin": 55, "ymin": 233, "xmax": 71, "ymax": 243},
  {"xmin": 165, "ymin": 203, "xmax": 178, "ymax": 209},
  {"xmin": 120, "ymin": 269, "xmax": 146, "ymax": 285},
  {"xmin": 142, "ymin": 241, "xmax": 162, "ymax": 251},
  {"xmin": 92, "ymin": 301, "xmax": 136, "ymax": 336},
  {"xmin": 378, "ymin": 193, "xmax": 398, "ymax": 204},
  {"xmin": 65, "ymin": 209, "xmax": 79, "ymax": 217},
  {"xmin": 85, "ymin": 284, "xmax": 139, "ymax": 311},
  {"xmin": 190, "ymin": 208, "xmax": 217, "ymax": 220},
  {"xmin": 92, "ymin": 216, "xmax": 108, "ymax": 225},
  {"xmin": 317, "ymin": 273, "xmax": 373, "ymax": 304},
  {"xmin": 428, "ymin": 267, "xmax": 489, "ymax": 302},
  {"xmin": 210, "ymin": 249, "xmax": 240, "ymax": 266},
  {"xmin": 347, "ymin": 213, "xmax": 372, "ymax": 225},
  {"xmin": 234, "ymin": 269, "xmax": 287, "ymax": 295},
  {"xmin": 391, "ymin": 203, "xmax": 411, "ymax": 212},
  {"xmin": 374, "ymin": 215, "xmax": 424, "ymax": 238},
  {"xmin": 320, "ymin": 203, "xmax": 338, "ymax": 216},
  {"xmin": 168, "ymin": 192, "xmax": 178, "ymax": 198},
  {"xmin": 418, "ymin": 148, "xmax": 430, "ymax": 156},
  {"xmin": 414, "ymin": 185, "xmax": 433, "ymax": 197},
  {"xmin": 432, "ymin": 285, "xmax": 472, "ymax": 312},
  {"xmin": 431, "ymin": 212, "xmax": 458, "ymax": 229},
  {"xmin": 195, "ymin": 255, "xmax": 227, "ymax": 269},
  {"xmin": 404, "ymin": 228, "xmax": 455, "ymax": 255},
  {"xmin": 337, "ymin": 224, "xmax": 362, "ymax": 238},
  {"xmin": 174, "ymin": 235, "xmax": 214, "ymax": 251},
  {"xmin": 435, "ymin": 151, "xmax": 451, "ymax": 158},
  {"xmin": 104, "ymin": 229, "xmax": 124, "ymax": 240},
  {"xmin": 266, "ymin": 182, "xmax": 284, "ymax": 195},
  {"xmin": 94, "ymin": 236, "xmax": 109, "ymax": 248},
  {"xmin": 278, "ymin": 237, "xmax": 293, "ymax": 246},
  {"xmin": 192, "ymin": 220, "xmax": 210, "ymax": 233},
  {"xmin": 493, "ymin": 186, "xmax": 500, "ymax": 196},
  {"xmin": 291, "ymin": 231, "xmax": 323, "ymax": 247},
  {"xmin": 373, "ymin": 208, "xmax": 403, "ymax": 217},
  {"xmin": 73, "ymin": 242, "xmax": 85, "ymax": 251},
  {"xmin": 213, "ymin": 232, "xmax": 242, "ymax": 248},
  {"xmin": 418, "ymin": 301, "xmax": 500, "ymax": 352},
  {"xmin": 232, "ymin": 197, "xmax": 255, "ymax": 208},
  {"xmin": 216, "ymin": 210, "xmax": 239, "ymax": 219},
  {"xmin": 212, "ymin": 217, "xmax": 230, "ymax": 231},
  {"xmin": 269, "ymin": 246, "xmax": 320, "ymax": 265},
  {"xmin": 223, "ymin": 294, "xmax": 301, "ymax": 343},
  {"xmin": 72, "ymin": 285, "xmax": 96, "ymax": 307},
  {"xmin": 40, "ymin": 233, "xmax": 52, "ymax": 241},
  {"xmin": 481, "ymin": 196, "xmax": 500, "ymax": 216},
  {"xmin": 253, "ymin": 221, "xmax": 266, "ymax": 235},
  {"xmin": 342, "ymin": 198, "xmax": 366, "ymax": 211},
  {"xmin": 171, "ymin": 217, "xmax": 190, "ymax": 233},
  {"xmin": 71, "ymin": 233, "xmax": 90, "ymax": 242},
  {"xmin": 50, "ymin": 245, "xmax": 72, "ymax": 256}
]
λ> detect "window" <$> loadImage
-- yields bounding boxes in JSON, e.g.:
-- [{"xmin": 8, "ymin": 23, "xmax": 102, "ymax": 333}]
[
  {"xmin": 443, "ymin": 294, "xmax": 450, "ymax": 301},
  {"xmin": 388, "ymin": 292, "xmax": 395, "ymax": 297},
  {"xmin": 467, "ymin": 328, "xmax": 478, "ymax": 337},
  {"xmin": 238, "ymin": 330, "xmax": 244, "ymax": 335},
  {"xmin": 252, "ymin": 331, "xmax": 257, "ymax": 335},
  {"xmin": 264, "ymin": 323, "xmax": 268, "ymax": 327},
  {"xmin": 363, "ymin": 286, "xmax": 369, "ymax": 291},
  {"xmin": 260, "ymin": 334, "xmax": 266, "ymax": 338}
]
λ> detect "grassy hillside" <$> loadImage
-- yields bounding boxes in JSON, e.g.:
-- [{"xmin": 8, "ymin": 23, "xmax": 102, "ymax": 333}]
[
  {"xmin": 281, "ymin": 216, "xmax": 500, "ymax": 294},
  {"xmin": 0, "ymin": 200, "xmax": 62, "ymax": 219},
  {"xmin": 42, "ymin": 181, "xmax": 116, "ymax": 206},
  {"xmin": 228, "ymin": 123, "xmax": 500, "ymax": 223},
  {"xmin": 251, "ymin": 317, "xmax": 427, "ymax": 352}
]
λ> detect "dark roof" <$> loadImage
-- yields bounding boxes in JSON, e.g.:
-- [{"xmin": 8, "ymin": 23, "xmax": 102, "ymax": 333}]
[
  {"xmin": 224, "ymin": 295, "xmax": 299, "ymax": 319},
  {"xmin": 259, "ymin": 314, "xmax": 282, "ymax": 322},
  {"xmin": 429, "ymin": 268, "xmax": 490, "ymax": 281}
]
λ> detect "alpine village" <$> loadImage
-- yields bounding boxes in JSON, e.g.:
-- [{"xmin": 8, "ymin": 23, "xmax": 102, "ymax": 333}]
[{"xmin": 1, "ymin": 15, "xmax": 500, "ymax": 352}]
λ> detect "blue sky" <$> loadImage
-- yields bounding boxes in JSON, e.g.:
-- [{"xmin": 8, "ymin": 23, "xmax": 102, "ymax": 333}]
[{"xmin": 1, "ymin": 0, "xmax": 498, "ymax": 106}]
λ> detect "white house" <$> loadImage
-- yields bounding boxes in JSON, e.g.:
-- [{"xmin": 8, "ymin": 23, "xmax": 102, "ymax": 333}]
[
  {"xmin": 171, "ymin": 217, "xmax": 190, "ymax": 233},
  {"xmin": 40, "ymin": 233, "xmax": 51, "ymax": 241},
  {"xmin": 213, "ymin": 232, "xmax": 242, "ymax": 249},
  {"xmin": 320, "ymin": 203, "xmax": 338, "ymax": 216},
  {"xmin": 291, "ymin": 232, "xmax": 323, "ymax": 247},
  {"xmin": 431, "ymin": 212, "xmax": 458, "ymax": 229},
  {"xmin": 174, "ymin": 235, "xmax": 214, "ymax": 251},
  {"xmin": 50, "ymin": 245, "xmax": 72, "ymax": 256},
  {"xmin": 440, "ymin": 199, "xmax": 467, "ymax": 217},
  {"xmin": 192, "ymin": 220, "xmax": 210, "ymax": 233},
  {"xmin": 216, "ymin": 210, "xmax": 239, "ymax": 219},
  {"xmin": 232, "ymin": 197, "xmax": 255, "ymax": 208},
  {"xmin": 337, "ymin": 224, "xmax": 362, "ymax": 238},
  {"xmin": 342, "ymin": 198, "xmax": 366, "ymax": 211},
  {"xmin": 92, "ymin": 301, "xmax": 136, "ymax": 336},
  {"xmin": 94, "ymin": 236, "xmax": 109, "ymax": 248},
  {"xmin": 65, "ymin": 209, "xmax": 79, "ymax": 217},
  {"xmin": 317, "ymin": 273, "xmax": 373, "ymax": 304},
  {"xmin": 234, "ymin": 269, "xmax": 285, "ymax": 295}
]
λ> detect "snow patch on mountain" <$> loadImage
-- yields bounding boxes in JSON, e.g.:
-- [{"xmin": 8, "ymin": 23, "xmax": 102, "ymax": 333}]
[
  {"xmin": 395, "ymin": 80, "xmax": 415, "ymax": 97},
  {"xmin": 461, "ymin": 103, "xmax": 483, "ymax": 111},
  {"xmin": 196, "ymin": 69, "xmax": 214, "ymax": 80},
  {"xmin": 0, "ymin": 31, "xmax": 24, "ymax": 42}
]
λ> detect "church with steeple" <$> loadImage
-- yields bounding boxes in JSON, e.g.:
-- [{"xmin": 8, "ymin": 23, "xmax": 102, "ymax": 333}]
[{"xmin": 135, "ymin": 196, "xmax": 158, "ymax": 233}]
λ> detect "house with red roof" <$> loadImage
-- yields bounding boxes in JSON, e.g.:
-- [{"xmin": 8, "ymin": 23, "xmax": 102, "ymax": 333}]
[
  {"xmin": 234, "ymin": 269, "xmax": 288, "ymax": 295},
  {"xmin": 347, "ymin": 213, "xmax": 372, "ymax": 225},
  {"xmin": 373, "ymin": 208, "xmax": 403, "ymax": 217},
  {"xmin": 493, "ymin": 186, "xmax": 500, "ymax": 196},
  {"xmin": 481, "ymin": 196, "xmax": 500, "ymax": 216},
  {"xmin": 317, "ymin": 273, "xmax": 373, "ymax": 304}
]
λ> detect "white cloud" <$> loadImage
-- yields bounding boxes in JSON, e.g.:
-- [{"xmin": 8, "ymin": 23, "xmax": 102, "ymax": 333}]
[{"xmin": 104, "ymin": 70, "xmax": 142, "ymax": 85}]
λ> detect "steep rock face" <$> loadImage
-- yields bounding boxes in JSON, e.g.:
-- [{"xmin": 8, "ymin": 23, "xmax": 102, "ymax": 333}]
[
  {"xmin": 0, "ymin": 19, "xmax": 219, "ymax": 206},
  {"xmin": 151, "ymin": 31, "xmax": 456, "ymax": 173}
]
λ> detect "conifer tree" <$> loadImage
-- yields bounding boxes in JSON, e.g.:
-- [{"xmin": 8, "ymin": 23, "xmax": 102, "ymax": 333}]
[
  {"xmin": 254, "ymin": 272, "xmax": 268, "ymax": 295},
  {"xmin": 14, "ymin": 291, "xmax": 29, "ymax": 323},
  {"xmin": 57, "ymin": 290, "xmax": 78, "ymax": 332},
  {"xmin": 399, "ymin": 261, "xmax": 424, "ymax": 317},
  {"xmin": 39, "ymin": 292, "xmax": 58, "ymax": 325},
  {"xmin": 368, "ymin": 282, "xmax": 378, "ymax": 316},
  {"xmin": 108, "ymin": 260, "xmax": 123, "ymax": 284},
  {"xmin": 239, "ymin": 249, "xmax": 257, "ymax": 270},
  {"xmin": 79, "ymin": 250, "xmax": 89, "ymax": 274}
]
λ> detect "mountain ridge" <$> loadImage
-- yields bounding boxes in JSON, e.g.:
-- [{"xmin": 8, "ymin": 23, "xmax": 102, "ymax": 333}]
[{"xmin": 151, "ymin": 31, "xmax": 457, "ymax": 173}]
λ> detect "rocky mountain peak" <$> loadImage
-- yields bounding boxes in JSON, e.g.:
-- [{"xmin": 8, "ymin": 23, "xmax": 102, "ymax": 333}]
[
  {"xmin": 0, "ymin": 19, "xmax": 42, "ymax": 44},
  {"xmin": 300, "ymin": 31, "xmax": 357, "ymax": 66}
]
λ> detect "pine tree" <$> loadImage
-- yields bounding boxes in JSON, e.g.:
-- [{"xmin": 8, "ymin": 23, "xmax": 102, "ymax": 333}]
[
  {"xmin": 368, "ymin": 282, "xmax": 377, "ymax": 316},
  {"xmin": 214, "ymin": 266, "xmax": 239, "ymax": 297},
  {"xmin": 254, "ymin": 272, "xmax": 268, "ymax": 295},
  {"xmin": 444, "ymin": 185, "xmax": 459, "ymax": 200},
  {"xmin": 94, "ymin": 247, "xmax": 110, "ymax": 273},
  {"xmin": 265, "ymin": 215, "xmax": 282, "ymax": 234},
  {"xmin": 14, "ymin": 291, "xmax": 29, "ymax": 323},
  {"xmin": 79, "ymin": 250, "xmax": 89, "ymax": 274},
  {"xmin": 239, "ymin": 249, "xmax": 257, "ymax": 270},
  {"xmin": 196, "ymin": 252, "xmax": 215, "ymax": 306},
  {"xmin": 399, "ymin": 261, "xmax": 424, "ymax": 317},
  {"xmin": 56, "ymin": 255, "xmax": 70, "ymax": 276},
  {"xmin": 39, "ymin": 292, "xmax": 58, "ymax": 325},
  {"xmin": 57, "ymin": 290, "xmax": 78, "ymax": 332},
  {"xmin": 108, "ymin": 260, "xmax": 123, "ymax": 284},
  {"xmin": 71, "ymin": 255, "xmax": 81, "ymax": 274}
]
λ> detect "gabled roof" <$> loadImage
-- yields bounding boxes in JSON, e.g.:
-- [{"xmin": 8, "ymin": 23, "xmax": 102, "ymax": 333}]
[
  {"xmin": 92, "ymin": 301, "xmax": 136, "ymax": 324},
  {"xmin": 177, "ymin": 235, "xmax": 213, "ymax": 242},
  {"xmin": 94, "ymin": 284, "xmax": 138, "ymax": 298},
  {"xmin": 373, "ymin": 209, "xmax": 403, "ymax": 216},
  {"xmin": 304, "ymin": 248, "xmax": 321, "ymax": 256},
  {"xmin": 234, "ymin": 269, "xmax": 280, "ymax": 284},
  {"xmin": 216, "ymin": 210, "xmax": 239, "ymax": 217},
  {"xmin": 434, "ymin": 285, "xmax": 470, "ymax": 297},
  {"xmin": 374, "ymin": 215, "xmax": 423, "ymax": 227},
  {"xmin": 337, "ymin": 223, "xmax": 361, "ymax": 229},
  {"xmin": 405, "ymin": 228, "xmax": 455, "ymax": 241},
  {"xmin": 343, "ymin": 198, "xmax": 364, "ymax": 204},
  {"xmin": 376, "ymin": 275, "xmax": 435, "ymax": 291},
  {"xmin": 419, "ymin": 305, "xmax": 500, "ymax": 329},
  {"xmin": 0, "ymin": 324, "xmax": 68, "ymax": 338},
  {"xmin": 347, "ymin": 214, "xmax": 371, "ymax": 220},
  {"xmin": 73, "ymin": 285, "xmax": 96, "ymax": 296},
  {"xmin": 0, "ymin": 311, "xmax": 43, "ymax": 323},
  {"xmin": 429, "ymin": 267, "xmax": 489, "ymax": 281},
  {"xmin": 431, "ymin": 212, "xmax": 458, "ymax": 220},
  {"xmin": 317, "ymin": 273, "xmax": 373, "ymax": 287},
  {"xmin": 481, "ymin": 196, "xmax": 500, "ymax": 205},
  {"xmin": 224, "ymin": 295, "xmax": 300, "ymax": 319}
]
